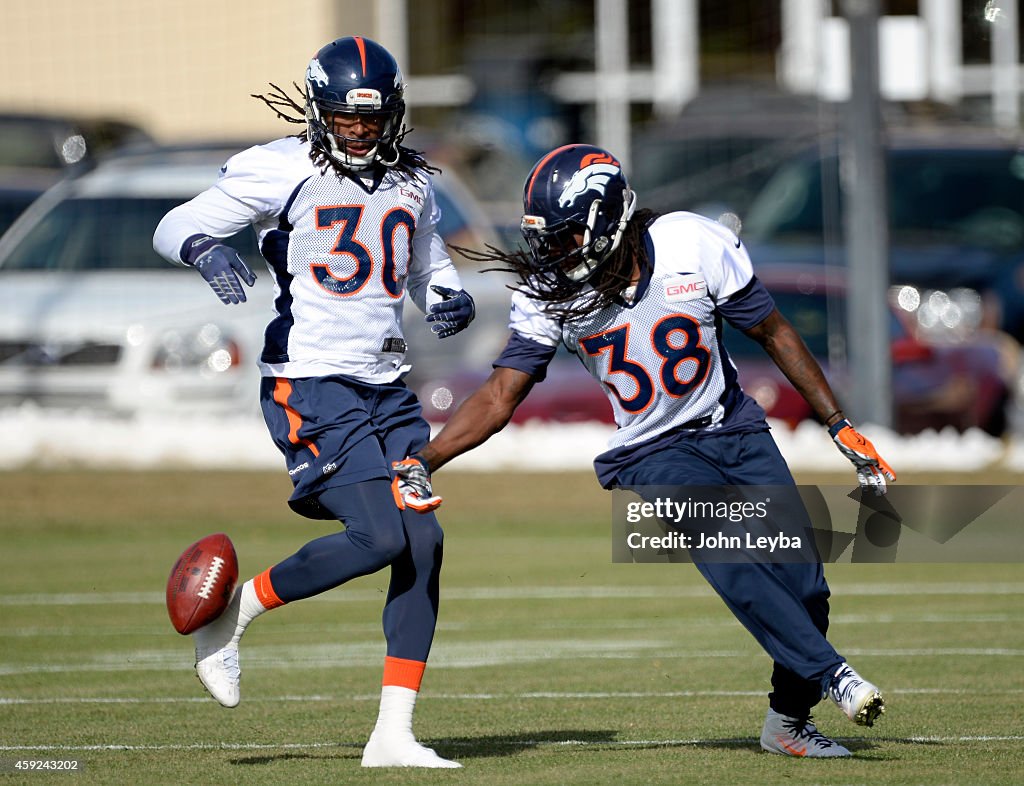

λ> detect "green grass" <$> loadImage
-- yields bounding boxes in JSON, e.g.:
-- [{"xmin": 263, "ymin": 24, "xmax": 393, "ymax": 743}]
[{"xmin": 1, "ymin": 470, "xmax": 1023, "ymax": 785}]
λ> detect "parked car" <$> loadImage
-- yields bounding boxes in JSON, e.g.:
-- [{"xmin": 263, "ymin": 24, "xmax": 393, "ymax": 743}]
[
  {"xmin": 741, "ymin": 129, "xmax": 1024, "ymax": 342},
  {"xmin": 407, "ymin": 263, "xmax": 1016, "ymax": 435},
  {"xmin": 629, "ymin": 86, "xmax": 839, "ymax": 218},
  {"xmin": 724, "ymin": 265, "xmax": 1016, "ymax": 435},
  {"xmin": 0, "ymin": 111, "xmax": 153, "ymax": 237},
  {"xmin": 0, "ymin": 142, "xmax": 498, "ymax": 414}
]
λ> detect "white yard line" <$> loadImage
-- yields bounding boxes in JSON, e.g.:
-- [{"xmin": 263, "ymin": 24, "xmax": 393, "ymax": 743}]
[
  {"xmin": 1, "ymin": 640, "xmax": 1021, "ymax": 676},
  {"xmin": 2, "ymin": 686, "xmax": 1021, "ymax": 705},
  {"xmin": 4, "ymin": 582, "xmax": 1024, "ymax": 607}
]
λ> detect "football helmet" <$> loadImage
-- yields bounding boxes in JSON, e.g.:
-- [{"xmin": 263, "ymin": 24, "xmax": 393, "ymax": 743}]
[
  {"xmin": 304, "ymin": 36, "xmax": 405, "ymax": 170},
  {"xmin": 520, "ymin": 144, "xmax": 637, "ymax": 294}
]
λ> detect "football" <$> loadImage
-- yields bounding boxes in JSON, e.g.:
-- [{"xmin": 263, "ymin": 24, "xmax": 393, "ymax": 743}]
[{"xmin": 166, "ymin": 533, "xmax": 238, "ymax": 635}]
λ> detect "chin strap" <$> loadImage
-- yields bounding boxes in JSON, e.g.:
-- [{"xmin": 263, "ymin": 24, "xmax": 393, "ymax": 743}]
[{"xmin": 569, "ymin": 188, "xmax": 638, "ymax": 283}]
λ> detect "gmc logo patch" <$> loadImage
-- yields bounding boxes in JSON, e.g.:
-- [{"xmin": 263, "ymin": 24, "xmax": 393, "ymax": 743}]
[{"xmin": 664, "ymin": 274, "xmax": 706, "ymax": 302}]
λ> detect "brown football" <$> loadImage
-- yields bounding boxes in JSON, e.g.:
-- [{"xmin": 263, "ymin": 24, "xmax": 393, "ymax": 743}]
[{"xmin": 166, "ymin": 533, "xmax": 238, "ymax": 634}]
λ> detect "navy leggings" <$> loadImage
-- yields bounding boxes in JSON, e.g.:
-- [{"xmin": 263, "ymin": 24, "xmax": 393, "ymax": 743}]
[
  {"xmin": 615, "ymin": 430, "xmax": 843, "ymax": 717},
  {"xmin": 267, "ymin": 478, "xmax": 443, "ymax": 664}
]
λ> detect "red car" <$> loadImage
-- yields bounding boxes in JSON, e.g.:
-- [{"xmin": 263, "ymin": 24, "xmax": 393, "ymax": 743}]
[
  {"xmin": 405, "ymin": 266, "xmax": 1015, "ymax": 434},
  {"xmin": 726, "ymin": 266, "xmax": 1014, "ymax": 434}
]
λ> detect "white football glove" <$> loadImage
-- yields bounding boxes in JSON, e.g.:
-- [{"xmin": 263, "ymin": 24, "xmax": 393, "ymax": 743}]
[{"xmin": 391, "ymin": 456, "xmax": 442, "ymax": 513}]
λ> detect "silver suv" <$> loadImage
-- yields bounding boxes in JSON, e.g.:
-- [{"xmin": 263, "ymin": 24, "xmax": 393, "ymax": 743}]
[{"xmin": 0, "ymin": 144, "xmax": 496, "ymax": 414}]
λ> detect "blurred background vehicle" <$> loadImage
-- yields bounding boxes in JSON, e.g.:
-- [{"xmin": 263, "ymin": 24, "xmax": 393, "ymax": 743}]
[
  {"xmin": 741, "ymin": 130, "xmax": 1024, "ymax": 344},
  {"xmin": 0, "ymin": 142, "xmax": 498, "ymax": 414},
  {"xmin": 628, "ymin": 86, "xmax": 840, "ymax": 220},
  {"xmin": 407, "ymin": 262, "xmax": 1018, "ymax": 436},
  {"xmin": 0, "ymin": 112, "xmax": 153, "ymax": 237},
  {"xmin": 725, "ymin": 265, "xmax": 1017, "ymax": 436},
  {"xmin": 0, "ymin": 0, "xmax": 1021, "ymax": 434}
]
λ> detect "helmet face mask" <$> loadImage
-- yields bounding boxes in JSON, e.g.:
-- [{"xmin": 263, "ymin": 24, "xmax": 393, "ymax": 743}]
[
  {"xmin": 521, "ymin": 145, "xmax": 636, "ymax": 297},
  {"xmin": 304, "ymin": 36, "xmax": 406, "ymax": 171}
]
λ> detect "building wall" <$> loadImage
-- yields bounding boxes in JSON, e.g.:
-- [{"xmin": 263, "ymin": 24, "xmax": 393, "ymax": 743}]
[{"xmin": 0, "ymin": 0, "xmax": 378, "ymax": 142}]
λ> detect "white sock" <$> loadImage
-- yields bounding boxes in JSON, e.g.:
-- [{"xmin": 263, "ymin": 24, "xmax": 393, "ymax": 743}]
[
  {"xmin": 371, "ymin": 685, "xmax": 417, "ymax": 738},
  {"xmin": 204, "ymin": 579, "xmax": 269, "ymax": 647}
]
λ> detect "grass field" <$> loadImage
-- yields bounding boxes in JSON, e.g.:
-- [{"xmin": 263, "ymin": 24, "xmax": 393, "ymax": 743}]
[{"xmin": 2, "ymin": 469, "xmax": 1023, "ymax": 785}]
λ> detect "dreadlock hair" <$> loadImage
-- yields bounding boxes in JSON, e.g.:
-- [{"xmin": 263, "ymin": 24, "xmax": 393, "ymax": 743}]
[
  {"xmin": 251, "ymin": 82, "xmax": 439, "ymax": 181},
  {"xmin": 451, "ymin": 208, "xmax": 661, "ymax": 322}
]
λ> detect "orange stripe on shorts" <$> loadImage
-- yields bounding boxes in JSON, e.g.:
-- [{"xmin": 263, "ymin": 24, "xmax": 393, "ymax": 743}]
[{"xmin": 272, "ymin": 378, "xmax": 320, "ymax": 458}]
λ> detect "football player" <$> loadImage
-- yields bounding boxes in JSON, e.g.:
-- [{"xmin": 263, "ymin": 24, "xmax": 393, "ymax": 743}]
[
  {"xmin": 153, "ymin": 36, "xmax": 473, "ymax": 768},
  {"xmin": 394, "ymin": 144, "xmax": 896, "ymax": 758}
]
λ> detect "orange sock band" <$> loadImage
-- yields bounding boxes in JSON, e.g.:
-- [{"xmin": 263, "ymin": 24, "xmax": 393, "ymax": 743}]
[
  {"xmin": 253, "ymin": 568, "xmax": 286, "ymax": 610},
  {"xmin": 382, "ymin": 655, "xmax": 426, "ymax": 691}
]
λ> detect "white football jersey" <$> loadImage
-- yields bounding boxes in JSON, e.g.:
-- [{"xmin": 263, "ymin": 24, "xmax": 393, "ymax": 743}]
[
  {"xmin": 154, "ymin": 137, "xmax": 462, "ymax": 382},
  {"xmin": 509, "ymin": 212, "xmax": 760, "ymax": 451}
]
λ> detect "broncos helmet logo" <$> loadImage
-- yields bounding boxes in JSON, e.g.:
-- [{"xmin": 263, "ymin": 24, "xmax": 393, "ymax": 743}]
[
  {"xmin": 557, "ymin": 163, "xmax": 621, "ymax": 208},
  {"xmin": 306, "ymin": 58, "xmax": 329, "ymax": 87}
]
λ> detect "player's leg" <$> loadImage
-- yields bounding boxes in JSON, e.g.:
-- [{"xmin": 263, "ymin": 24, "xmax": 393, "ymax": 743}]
[
  {"xmin": 616, "ymin": 433, "xmax": 878, "ymax": 756},
  {"xmin": 193, "ymin": 375, "xmax": 400, "ymax": 707},
  {"xmin": 726, "ymin": 431, "xmax": 885, "ymax": 729},
  {"xmin": 361, "ymin": 508, "xmax": 459, "ymax": 767},
  {"xmin": 360, "ymin": 378, "xmax": 460, "ymax": 768},
  {"xmin": 193, "ymin": 478, "xmax": 406, "ymax": 707},
  {"xmin": 619, "ymin": 439, "xmax": 847, "ymax": 679}
]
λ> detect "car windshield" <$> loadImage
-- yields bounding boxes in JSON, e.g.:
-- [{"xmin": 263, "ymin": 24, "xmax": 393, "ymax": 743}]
[
  {"xmin": 744, "ymin": 148, "xmax": 1024, "ymax": 251},
  {"xmin": 0, "ymin": 191, "xmax": 40, "ymax": 238},
  {"xmin": 0, "ymin": 196, "xmax": 259, "ymax": 271}
]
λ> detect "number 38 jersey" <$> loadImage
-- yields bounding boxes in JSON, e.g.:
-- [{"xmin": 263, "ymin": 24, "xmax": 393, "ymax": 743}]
[
  {"xmin": 154, "ymin": 136, "xmax": 463, "ymax": 382},
  {"xmin": 506, "ymin": 212, "xmax": 776, "ymax": 485}
]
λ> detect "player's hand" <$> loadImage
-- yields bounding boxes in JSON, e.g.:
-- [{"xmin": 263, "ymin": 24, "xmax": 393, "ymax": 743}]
[
  {"xmin": 391, "ymin": 456, "xmax": 442, "ymax": 512},
  {"xmin": 185, "ymin": 235, "xmax": 257, "ymax": 305},
  {"xmin": 426, "ymin": 285, "xmax": 475, "ymax": 339},
  {"xmin": 829, "ymin": 419, "xmax": 896, "ymax": 496}
]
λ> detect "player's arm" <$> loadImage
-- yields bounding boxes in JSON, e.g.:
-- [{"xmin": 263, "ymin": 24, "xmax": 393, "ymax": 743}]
[
  {"xmin": 391, "ymin": 366, "xmax": 535, "ymax": 512},
  {"xmin": 153, "ymin": 148, "xmax": 276, "ymax": 304},
  {"xmin": 392, "ymin": 327, "xmax": 557, "ymax": 510},
  {"xmin": 417, "ymin": 314, "xmax": 560, "ymax": 471},
  {"xmin": 743, "ymin": 308, "xmax": 896, "ymax": 494},
  {"xmin": 709, "ymin": 222, "xmax": 894, "ymax": 492},
  {"xmin": 742, "ymin": 308, "xmax": 843, "ymax": 427},
  {"xmin": 420, "ymin": 365, "xmax": 536, "ymax": 472},
  {"xmin": 406, "ymin": 184, "xmax": 475, "ymax": 338}
]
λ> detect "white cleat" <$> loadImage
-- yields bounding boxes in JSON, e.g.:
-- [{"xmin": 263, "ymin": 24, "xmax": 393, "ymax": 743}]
[
  {"xmin": 361, "ymin": 731, "xmax": 462, "ymax": 768},
  {"xmin": 194, "ymin": 643, "xmax": 240, "ymax": 708},
  {"xmin": 826, "ymin": 662, "xmax": 885, "ymax": 727},
  {"xmin": 192, "ymin": 590, "xmax": 244, "ymax": 708},
  {"xmin": 760, "ymin": 709, "xmax": 851, "ymax": 757}
]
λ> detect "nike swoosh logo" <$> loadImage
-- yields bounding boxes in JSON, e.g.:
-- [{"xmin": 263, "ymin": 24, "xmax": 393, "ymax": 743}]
[{"xmin": 776, "ymin": 736, "xmax": 807, "ymax": 756}]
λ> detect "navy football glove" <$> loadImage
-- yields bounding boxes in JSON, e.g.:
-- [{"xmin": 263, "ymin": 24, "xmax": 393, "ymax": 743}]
[
  {"xmin": 391, "ymin": 456, "xmax": 442, "ymax": 512},
  {"xmin": 183, "ymin": 235, "xmax": 256, "ymax": 305},
  {"xmin": 426, "ymin": 285, "xmax": 475, "ymax": 339}
]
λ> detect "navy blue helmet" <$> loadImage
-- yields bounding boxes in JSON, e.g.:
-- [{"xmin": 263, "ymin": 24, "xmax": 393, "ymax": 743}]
[
  {"xmin": 520, "ymin": 144, "xmax": 637, "ymax": 293},
  {"xmin": 304, "ymin": 36, "xmax": 405, "ymax": 170}
]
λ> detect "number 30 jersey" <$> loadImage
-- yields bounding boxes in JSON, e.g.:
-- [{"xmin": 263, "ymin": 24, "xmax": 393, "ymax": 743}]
[
  {"xmin": 154, "ymin": 136, "xmax": 463, "ymax": 382},
  {"xmin": 505, "ymin": 212, "xmax": 776, "ymax": 484}
]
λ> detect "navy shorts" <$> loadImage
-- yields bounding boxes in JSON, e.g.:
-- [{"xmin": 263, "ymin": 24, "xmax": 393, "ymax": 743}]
[{"xmin": 259, "ymin": 374, "xmax": 430, "ymax": 519}]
